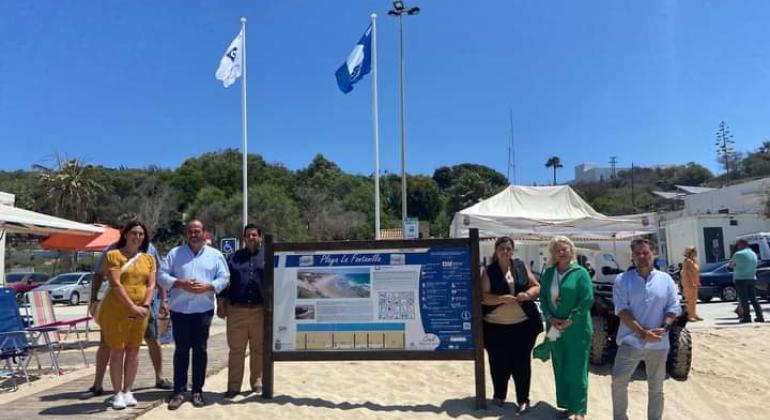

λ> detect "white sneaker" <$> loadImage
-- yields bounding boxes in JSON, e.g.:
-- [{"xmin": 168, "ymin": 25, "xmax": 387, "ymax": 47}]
[
  {"xmin": 123, "ymin": 391, "xmax": 138, "ymax": 407},
  {"xmin": 112, "ymin": 392, "xmax": 126, "ymax": 410}
]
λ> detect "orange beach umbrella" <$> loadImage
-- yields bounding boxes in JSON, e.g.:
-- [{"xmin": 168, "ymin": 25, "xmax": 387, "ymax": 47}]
[{"xmin": 39, "ymin": 224, "xmax": 120, "ymax": 251}]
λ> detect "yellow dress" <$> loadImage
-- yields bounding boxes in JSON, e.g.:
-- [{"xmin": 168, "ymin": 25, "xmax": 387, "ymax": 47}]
[{"xmin": 98, "ymin": 249, "xmax": 155, "ymax": 347}]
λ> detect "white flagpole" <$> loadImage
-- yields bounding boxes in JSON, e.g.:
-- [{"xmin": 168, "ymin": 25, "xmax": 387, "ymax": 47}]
[
  {"xmin": 240, "ymin": 17, "xmax": 249, "ymax": 229},
  {"xmin": 371, "ymin": 13, "xmax": 381, "ymax": 240}
]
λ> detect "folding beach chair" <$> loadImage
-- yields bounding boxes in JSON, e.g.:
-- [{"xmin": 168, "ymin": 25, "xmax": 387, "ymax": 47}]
[
  {"xmin": 25, "ymin": 290, "xmax": 91, "ymax": 367},
  {"xmin": 0, "ymin": 288, "xmax": 50, "ymax": 391}
]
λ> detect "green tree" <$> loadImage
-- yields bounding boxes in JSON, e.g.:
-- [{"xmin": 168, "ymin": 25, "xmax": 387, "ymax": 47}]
[
  {"xmin": 34, "ymin": 157, "xmax": 105, "ymax": 221},
  {"xmin": 742, "ymin": 143, "xmax": 770, "ymax": 178},
  {"xmin": 248, "ymin": 184, "xmax": 305, "ymax": 241},
  {"xmin": 715, "ymin": 121, "xmax": 739, "ymax": 179}
]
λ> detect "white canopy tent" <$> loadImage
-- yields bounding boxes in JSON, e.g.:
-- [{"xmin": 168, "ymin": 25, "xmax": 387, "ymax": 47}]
[
  {"xmin": 0, "ymin": 204, "xmax": 103, "ymax": 237},
  {"xmin": 450, "ymin": 185, "xmax": 657, "ymax": 240},
  {"xmin": 0, "ymin": 202, "xmax": 104, "ymax": 284}
]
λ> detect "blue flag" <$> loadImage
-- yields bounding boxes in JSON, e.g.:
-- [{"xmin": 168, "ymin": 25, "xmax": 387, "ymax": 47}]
[{"xmin": 335, "ymin": 25, "xmax": 372, "ymax": 94}]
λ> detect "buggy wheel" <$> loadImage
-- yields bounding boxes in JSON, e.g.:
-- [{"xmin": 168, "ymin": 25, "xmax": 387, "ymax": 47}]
[
  {"xmin": 667, "ymin": 326, "xmax": 692, "ymax": 381},
  {"xmin": 590, "ymin": 315, "xmax": 609, "ymax": 365}
]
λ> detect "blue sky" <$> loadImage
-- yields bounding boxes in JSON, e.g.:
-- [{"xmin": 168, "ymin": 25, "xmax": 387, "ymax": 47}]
[{"xmin": 1, "ymin": 1, "xmax": 769, "ymax": 185}]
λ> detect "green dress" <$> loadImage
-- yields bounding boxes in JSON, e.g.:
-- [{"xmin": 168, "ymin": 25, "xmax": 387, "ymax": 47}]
[{"xmin": 539, "ymin": 263, "xmax": 594, "ymax": 415}]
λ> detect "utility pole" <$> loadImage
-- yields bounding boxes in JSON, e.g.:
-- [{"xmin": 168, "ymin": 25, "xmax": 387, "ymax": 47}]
[
  {"xmin": 388, "ymin": 1, "xmax": 420, "ymax": 230},
  {"xmin": 631, "ymin": 162, "xmax": 636, "ymax": 211},
  {"xmin": 609, "ymin": 156, "xmax": 618, "ymax": 179},
  {"xmin": 508, "ymin": 107, "xmax": 516, "ymax": 185}
]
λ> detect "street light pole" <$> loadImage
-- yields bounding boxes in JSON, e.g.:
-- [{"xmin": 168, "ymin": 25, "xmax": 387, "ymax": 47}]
[{"xmin": 389, "ymin": 1, "xmax": 419, "ymax": 235}]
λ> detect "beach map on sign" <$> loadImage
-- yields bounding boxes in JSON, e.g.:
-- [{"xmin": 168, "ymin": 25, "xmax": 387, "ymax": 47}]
[{"xmin": 378, "ymin": 291, "xmax": 415, "ymax": 320}]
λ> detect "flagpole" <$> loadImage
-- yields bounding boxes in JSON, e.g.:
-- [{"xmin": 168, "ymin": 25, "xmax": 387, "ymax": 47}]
[
  {"xmin": 240, "ymin": 17, "xmax": 249, "ymax": 229},
  {"xmin": 371, "ymin": 14, "xmax": 381, "ymax": 240}
]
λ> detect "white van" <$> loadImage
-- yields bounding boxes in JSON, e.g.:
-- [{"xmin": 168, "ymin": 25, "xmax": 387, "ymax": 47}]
[{"xmin": 733, "ymin": 232, "xmax": 770, "ymax": 260}]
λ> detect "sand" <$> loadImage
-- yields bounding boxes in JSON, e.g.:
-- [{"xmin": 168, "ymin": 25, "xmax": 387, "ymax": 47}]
[{"xmin": 136, "ymin": 324, "xmax": 770, "ymax": 420}]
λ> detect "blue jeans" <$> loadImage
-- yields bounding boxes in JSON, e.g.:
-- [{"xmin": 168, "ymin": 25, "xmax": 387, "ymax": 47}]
[{"xmin": 170, "ymin": 310, "xmax": 214, "ymax": 394}]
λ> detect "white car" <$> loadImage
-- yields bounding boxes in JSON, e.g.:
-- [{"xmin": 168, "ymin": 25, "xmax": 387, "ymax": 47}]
[{"xmin": 34, "ymin": 272, "xmax": 93, "ymax": 305}]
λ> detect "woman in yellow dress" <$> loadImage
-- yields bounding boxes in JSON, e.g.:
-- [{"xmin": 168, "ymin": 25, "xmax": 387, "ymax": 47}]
[{"xmin": 98, "ymin": 220, "xmax": 156, "ymax": 409}]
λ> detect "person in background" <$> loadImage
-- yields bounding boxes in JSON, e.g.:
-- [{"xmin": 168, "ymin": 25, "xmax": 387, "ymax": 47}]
[
  {"xmin": 538, "ymin": 236, "xmax": 594, "ymax": 420},
  {"xmin": 481, "ymin": 237, "xmax": 543, "ymax": 414},
  {"xmin": 680, "ymin": 246, "xmax": 702, "ymax": 322},
  {"xmin": 97, "ymin": 221, "xmax": 157, "ymax": 409},
  {"xmin": 729, "ymin": 239, "xmax": 764, "ymax": 323},
  {"xmin": 218, "ymin": 223, "xmax": 266, "ymax": 398},
  {"xmin": 159, "ymin": 219, "xmax": 230, "ymax": 410}
]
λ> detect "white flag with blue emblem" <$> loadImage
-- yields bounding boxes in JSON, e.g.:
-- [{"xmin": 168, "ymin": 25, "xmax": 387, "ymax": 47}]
[
  {"xmin": 215, "ymin": 28, "xmax": 244, "ymax": 88},
  {"xmin": 335, "ymin": 25, "xmax": 372, "ymax": 94}
]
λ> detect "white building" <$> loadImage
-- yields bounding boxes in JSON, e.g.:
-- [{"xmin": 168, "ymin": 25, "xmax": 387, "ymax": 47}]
[
  {"xmin": 659, "ymin": 178, "xmax": 770, "ymax": 265},
  {"xmin": 683, "ymin": 178, "xmax": 770, "ymax": 216},
  {"xmin": 573, "ymin": 163, "xmax": 629, "ymax": 183}
]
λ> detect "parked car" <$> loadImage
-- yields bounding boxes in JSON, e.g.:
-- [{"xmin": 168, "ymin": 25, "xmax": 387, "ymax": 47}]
[
  {"xmin": 5, "ymin": 272, "xmax": 51, "ymax": 302},
  {"xmin": 34, "ymin": 272, "xmax": 93, "ymax": 305},
  {"xmin": 697, "ymin": 260, "xmax": 770, "ymax": 302},
  {"xmin": 756, "ymin": 267, "xmax": 770, "ymax": 301},
  {"xmin": 697, "ymin": 262, "xmax": 735, "ymax": 302}
]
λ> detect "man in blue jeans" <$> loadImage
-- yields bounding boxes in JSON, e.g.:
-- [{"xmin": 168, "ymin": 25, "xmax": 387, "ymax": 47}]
[
  {"xmin": 729, "ymin": 239, "xmax": 764, "ymax": 323},
  {"xmin": 611, "ymin": 239, "xmax": 680, "ymax": 420},
  {"xmin": 159, "ymin": 219, "xmax": 229, "ymax": 410}
]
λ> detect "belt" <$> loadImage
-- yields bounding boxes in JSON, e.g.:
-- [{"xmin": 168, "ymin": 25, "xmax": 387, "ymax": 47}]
[{"xmin": 229, "ymin": 302, "xmax": 262, "ymax": 309}]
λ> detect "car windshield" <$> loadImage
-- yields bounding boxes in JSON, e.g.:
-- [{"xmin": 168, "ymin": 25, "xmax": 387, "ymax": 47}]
[
  {"xmin": 5, "ymin": 273, "xmax": 25, "ymax": 283},
  {"xmin": 5, "ymin": 273, "xmax": 27, "ymax": 283},
  {"xmin": 46, "ymin": 274, "xmax": 81, "ymax": 285},
  {"xmin": 700, "ymin": 262, "xmax": 727, "ymax": 273}
]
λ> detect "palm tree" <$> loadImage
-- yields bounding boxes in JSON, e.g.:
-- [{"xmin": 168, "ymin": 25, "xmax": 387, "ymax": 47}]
[
  {"xmin": 34, "ymin": 156, "xmax": 104, "ymax": 221},
  {"xmin": 545, "ymin": 156, "xmax": 563, "ymax": 185}
]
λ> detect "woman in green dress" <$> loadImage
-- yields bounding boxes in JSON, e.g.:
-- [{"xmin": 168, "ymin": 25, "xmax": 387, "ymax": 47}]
[{"xmin": 539, "ymin": 236, "xmax": 594, "ymax": 420}]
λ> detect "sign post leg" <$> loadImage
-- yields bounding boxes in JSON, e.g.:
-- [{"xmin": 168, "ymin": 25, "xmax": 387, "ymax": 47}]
[{"xmin": 262, "ymin": 234, "xmax": 275, "ymax": 399}]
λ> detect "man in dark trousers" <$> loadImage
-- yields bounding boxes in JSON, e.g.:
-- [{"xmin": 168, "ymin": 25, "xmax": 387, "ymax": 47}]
[
  {"xmin": 217, "ymin": 223, "xmax": 265, "ymax": 398},
  {"xmin": 159, "ymin": 219, "xmax": 230, "ymax": 409},
  {"xmin": 729, "ymin": 239, "xmax": 764, "ymax": 323}
]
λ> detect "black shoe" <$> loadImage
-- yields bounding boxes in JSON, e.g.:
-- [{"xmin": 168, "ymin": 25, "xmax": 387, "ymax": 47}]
[
  {"xmin": 167, "ymin": 394, "xmax": 185, "ymax": 410},
  {"xmin": 755, "ymin": 318, "xmax": 765, "ymax": 323},
  {"xmin": 87, "ymin": 386, "xmax": 104, "ymax": 397},
  {"xmin": 739, "ymin": 318, "xmax": 752, "ymax": 323},
  {"xmin": 191, "ymin": 392, "xmax": 206, "ymax": 407},
  {"xmin": 223, "ymin": 390, "xmax": 239, "ymax": 399},
  {"xmin": 517, "ymin": 401, "xmax": 530, "ymax": 415}
]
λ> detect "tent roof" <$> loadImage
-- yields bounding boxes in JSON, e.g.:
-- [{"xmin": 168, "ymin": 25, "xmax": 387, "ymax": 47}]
[
  {"xmin": 451, "ymin": 185, "xmax": 656, "ymax": 240},
  {"xmin": 0, "ymin": 204, "xmax": 103, "ymax": 237},
  {"xmin": 674, "ymin": 185, "xmax": 716, "ymax": 194},
  {"xmin": 39, "ymin": 224, "xmax": 120, "ymax": 251}
]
